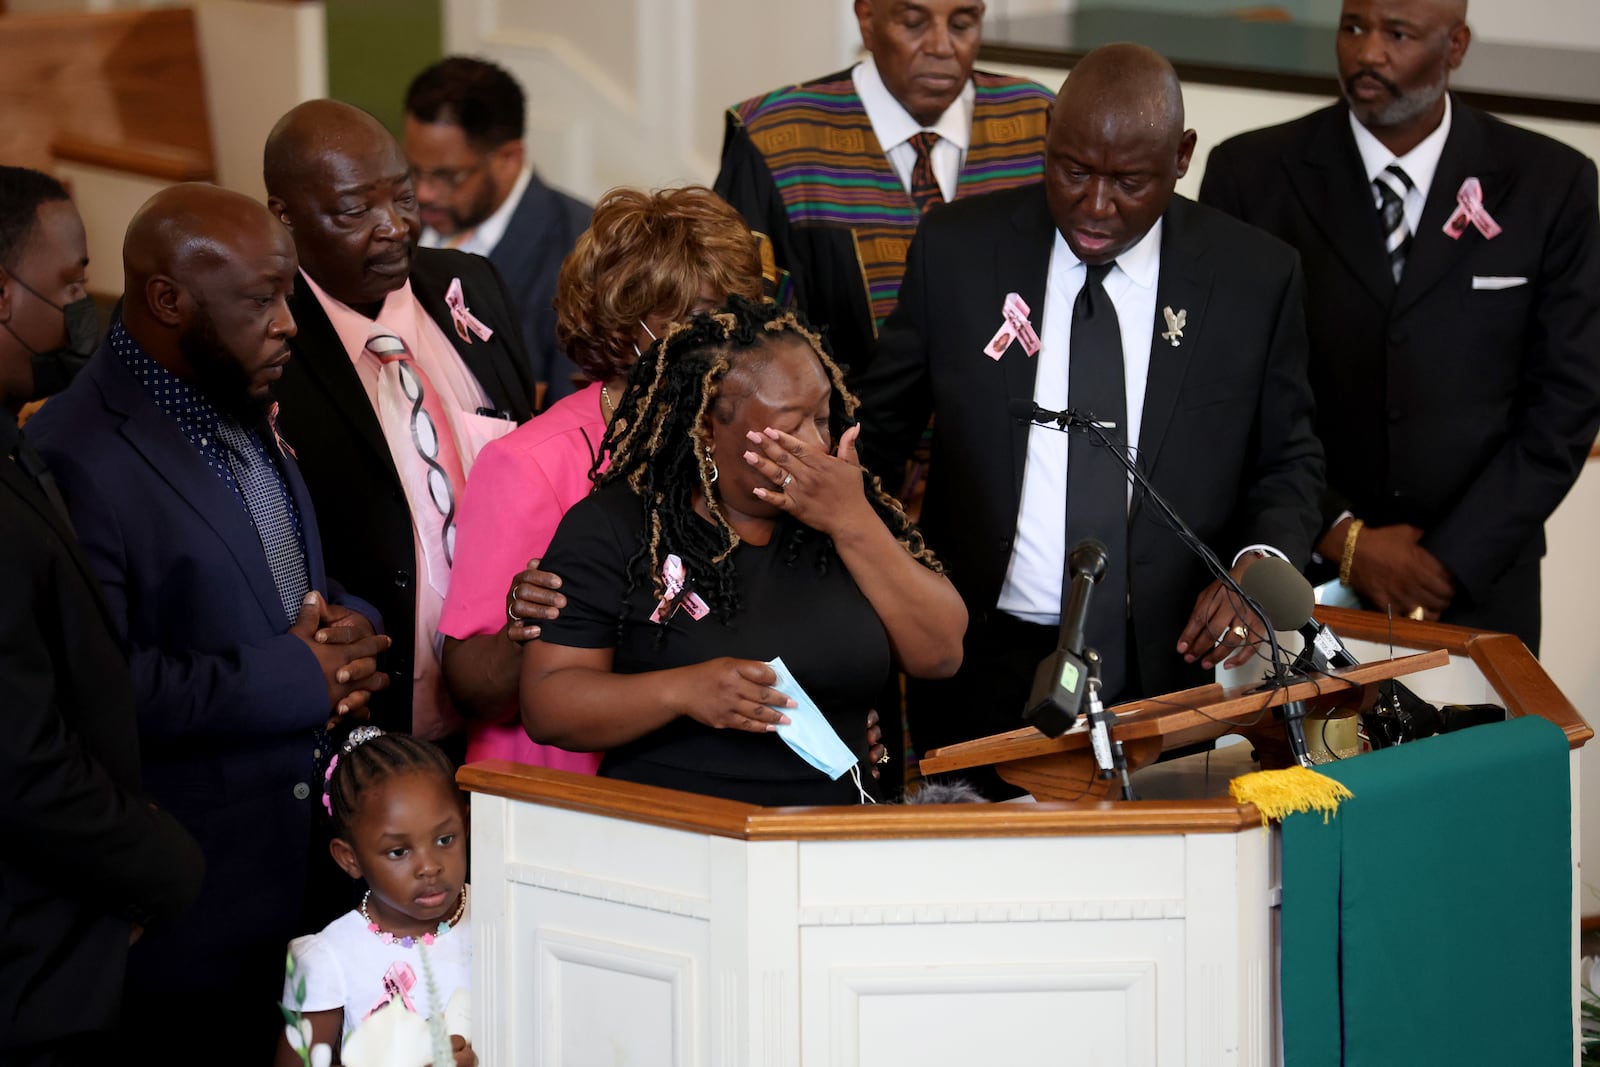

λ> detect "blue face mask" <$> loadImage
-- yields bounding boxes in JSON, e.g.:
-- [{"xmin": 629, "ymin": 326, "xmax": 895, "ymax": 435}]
[{"xmin": 767, "ymin": 656, "xmax": 859, "ymax": 780}]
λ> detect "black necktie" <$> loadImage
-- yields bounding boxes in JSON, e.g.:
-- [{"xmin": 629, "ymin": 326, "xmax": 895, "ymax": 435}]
[
  {"xmin": 13, "ymin": 431, "xmax": 77, "ymax": 535},
  {"xmin": 1065, "ymin": 261, "xmax": 1128, "ymax": 699}
]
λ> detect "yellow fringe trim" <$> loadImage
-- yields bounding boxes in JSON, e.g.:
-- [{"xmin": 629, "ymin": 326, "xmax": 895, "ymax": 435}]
[{"xmin": 1230, "ymin": 766, "xmax": 1354, "ymax": 826}]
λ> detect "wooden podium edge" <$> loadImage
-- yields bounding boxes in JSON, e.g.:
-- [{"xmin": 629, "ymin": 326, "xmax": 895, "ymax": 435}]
[
  {"xmin": 457, "ymin": 761, "xmax": 1263, "ymax": 841},
  {"xmin": 459, "ymin": 610, "xmax": 1590, "ymax": 838}
]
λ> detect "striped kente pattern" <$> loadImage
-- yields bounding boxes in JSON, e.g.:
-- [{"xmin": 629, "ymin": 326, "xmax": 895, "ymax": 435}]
[{"xmin": 733, "ymin": 71, "xmax": 1053, "ymax": 331}]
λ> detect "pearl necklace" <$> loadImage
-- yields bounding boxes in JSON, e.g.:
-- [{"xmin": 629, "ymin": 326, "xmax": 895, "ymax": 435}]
[{"xmin": 361, "ymin": 886, "xmax": 467, "ymax": 947}]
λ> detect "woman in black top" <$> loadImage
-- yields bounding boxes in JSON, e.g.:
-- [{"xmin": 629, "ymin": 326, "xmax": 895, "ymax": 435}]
[{"xmin": 521, "ymin": 297, "xmax": 966, "ymax": 804}]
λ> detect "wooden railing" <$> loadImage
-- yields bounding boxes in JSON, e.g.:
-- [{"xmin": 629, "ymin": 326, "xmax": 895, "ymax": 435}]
[{"xmin": 0, "ymin": 7, "xmax": 214, "ymax": 182}]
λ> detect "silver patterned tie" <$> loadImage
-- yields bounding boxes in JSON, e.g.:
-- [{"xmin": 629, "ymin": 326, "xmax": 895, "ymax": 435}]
[{"xmin": 1373, "ymin": 163, "xmax": 1414, "ymax": 283}]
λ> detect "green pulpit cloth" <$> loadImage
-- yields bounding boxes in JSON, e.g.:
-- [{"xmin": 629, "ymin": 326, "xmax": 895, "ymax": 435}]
[{"xmin": 1280, "ymin": 715, "xmax": 1571, "ymax": 1065}]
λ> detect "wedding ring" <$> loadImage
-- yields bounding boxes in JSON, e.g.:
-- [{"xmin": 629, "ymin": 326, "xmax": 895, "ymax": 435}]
[
  {"xmin": 780, "ymin": 472, "xmax": 794, "ymax": 488},
  {"xmin": 1230, "ymin": 624, "xmax": 1248, "ymax": 641},
  {"xmin": 874, "ymin": 749, "xmax": 892, "ymax": 766},
  {"xmin": 1407, "ymin": 605, "xmax": 1426, "ymax": 621}
]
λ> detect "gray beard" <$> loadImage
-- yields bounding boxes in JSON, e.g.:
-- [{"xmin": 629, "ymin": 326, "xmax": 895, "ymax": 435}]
[{"xmin": 1344, "ymin": 73, "xmax": 1448, "ymax": 131}]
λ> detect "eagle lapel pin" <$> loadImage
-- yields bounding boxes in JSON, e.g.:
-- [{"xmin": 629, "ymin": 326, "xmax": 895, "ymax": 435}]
[{"xmin": 1161, "ymin": 306, "xmax": 1187, "ymax": 347}]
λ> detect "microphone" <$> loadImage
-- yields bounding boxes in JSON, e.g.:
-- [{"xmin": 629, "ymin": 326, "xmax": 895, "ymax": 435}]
[
  {"xmin": 1023, "ymin": 539, "xmax": 1107, "ymax": 738},
  {"xmin": 1008, "ymin": 398, "xmax": 1116, "ymax": 432},
  {"xmin": 1236, "ymin": 556, "xmax": 1325, "ymax": 767},
  {"xmin": 1237, "ymin": 556, "xmax": 1358, "ymax": 673}
]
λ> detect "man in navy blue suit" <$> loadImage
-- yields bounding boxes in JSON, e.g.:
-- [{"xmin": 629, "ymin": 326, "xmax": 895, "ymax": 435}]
[
  {"xmin": 28, "ymin": 184, "xmax": 390, "ymax": 1057},
  {"xmin": 404, "ymin": 56, "xmax": 592, "ymax": 405}
]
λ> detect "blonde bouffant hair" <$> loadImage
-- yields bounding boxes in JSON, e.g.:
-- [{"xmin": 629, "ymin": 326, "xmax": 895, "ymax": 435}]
[{"xmin": 554, "ymin": 186, "xmax": 763, "ymax": 383}]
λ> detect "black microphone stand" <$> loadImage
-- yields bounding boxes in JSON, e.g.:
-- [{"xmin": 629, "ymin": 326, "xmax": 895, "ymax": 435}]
[
  {"xmin": 1017, "ymin": 403, "xmax": 1297, "ymax": 767},
  {"xmin": 1017, "ymin": 403, "xmax": 1284, "ymax": 677}
]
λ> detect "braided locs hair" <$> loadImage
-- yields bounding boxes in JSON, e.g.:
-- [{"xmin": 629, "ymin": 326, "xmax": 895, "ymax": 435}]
[{"xmin": 594, "ymin": 294, "xmax": 943, "ymax": 624}]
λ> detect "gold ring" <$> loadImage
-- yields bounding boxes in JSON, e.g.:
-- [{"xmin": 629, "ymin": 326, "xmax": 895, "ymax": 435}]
[
  {"xmin": 507, "ymin": 604, "xmax": 520, "ymax": 625},
  {"xmin": 1230, "ymin": 624, "xmax": 1248, "ymax": 641},
  {"xmin": 1407, "ymin": 605, "xmax": 1425, "ymax": 621},
  {"xmin": 874, "ymin": 749, "xmax": 891, "ymax": 766}
]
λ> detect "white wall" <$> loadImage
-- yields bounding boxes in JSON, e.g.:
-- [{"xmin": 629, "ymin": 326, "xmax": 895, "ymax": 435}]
[{"xmin": 442, "ymin": 0, "xmax": 863, "ymax": 200}]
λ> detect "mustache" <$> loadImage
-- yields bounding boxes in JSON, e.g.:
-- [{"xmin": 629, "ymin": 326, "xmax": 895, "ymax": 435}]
[{"xmin": 1345, "ymin": 69, "xmax": 1399, "ymax": 96}]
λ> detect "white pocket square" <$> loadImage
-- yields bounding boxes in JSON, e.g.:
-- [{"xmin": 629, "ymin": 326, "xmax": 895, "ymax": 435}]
[{"xmin": 1471, "ymin": 275, "xmax": 1528, "ymax": 290}]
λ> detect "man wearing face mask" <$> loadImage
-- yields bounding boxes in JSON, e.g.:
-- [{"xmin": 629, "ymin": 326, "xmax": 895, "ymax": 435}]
[
  {"xmin": 714, "ymin": 0, "xmax": 1052, "ymax": 381},
  {"xmin": 265, "ymin": 99, "xmax": 537, "ymax": 750},
  {"xmin": 0, "ymin": 177, "xmax": 99, "ymax": 407},
  {"xmin": 1199, "ymin": 0, "xmax": 1600, "ymax": 650},
  {"xmin": 0, "ymin": 167, "xmax": 204, "ymax": 1065}
]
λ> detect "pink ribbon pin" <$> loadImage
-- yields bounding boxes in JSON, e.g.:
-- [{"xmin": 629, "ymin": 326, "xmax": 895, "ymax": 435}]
[
  {"xmin": 266, "ymin": 401, "xmax": 296, "ymax": 459},
  {"xmin": 1442, "ymin": 177, "xmax": 1502, "ymax": 241},
  {"xmin": 650, "ymin": 554, "xmax": 709, "ymax": 623},
  {"xmin": 445, "ymin": 277, "xmax": 495, "ymax": 343},
  {"xmin": 983, "ymin": 292, "xmax": 1042, "ymax": 360},
  {"xmin": 365, "ymin": 962, "xmax": 418, "ymax": 1021}
]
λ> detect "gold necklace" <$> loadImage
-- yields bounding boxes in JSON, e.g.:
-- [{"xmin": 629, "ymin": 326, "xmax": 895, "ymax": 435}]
[{"xmin": 599, "ymin": 384, "xmax": 615, "ymax": 421}]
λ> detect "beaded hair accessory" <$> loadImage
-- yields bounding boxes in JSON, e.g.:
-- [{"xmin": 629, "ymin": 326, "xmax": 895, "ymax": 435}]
[{"xmin": 322, "ymin": 724, "xmax": 386, "ymax": 815}]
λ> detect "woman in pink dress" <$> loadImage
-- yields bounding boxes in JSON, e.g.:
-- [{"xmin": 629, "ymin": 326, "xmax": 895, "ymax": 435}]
[{"xmin": 438, "ymin": 186, "xmax": 764, "ymax": 768}]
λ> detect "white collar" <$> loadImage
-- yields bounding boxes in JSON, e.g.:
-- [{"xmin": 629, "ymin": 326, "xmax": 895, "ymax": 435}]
[
  {"xmin": 419, "ymin": 165, "xmax": 532, "ymax": 255},
  {"xmin": 1054, "ymin": 217, "xmax": 1164, "ymax": 290},
  {"xmin": 1348, "ymin": 94, "xmax": 1452, "ymax": 197},
  {"xmin": 852, "ymin": 53, "xmax": 974, "ymax": 154}
]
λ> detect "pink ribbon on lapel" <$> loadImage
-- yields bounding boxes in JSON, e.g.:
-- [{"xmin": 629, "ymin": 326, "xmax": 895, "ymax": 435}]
[
  {"xmin": 364, "ymin": 961, "xmax": 418, "ymax": 1021},
  {"xmin": 983, "ymin": 292, "xmax": 1042, "ymax": 360},
  {"xmin": 1442, "ymin": 177, "xmax": 1502, "ymax": 240},
  {"xmin": 266, "ymin": 401, "xmax": 296, "ymax": 459},
  {"xmin": 445, "ymin": 277, "xmax": 495, "ymax": 343},
  {"xmin": 650, "ymin": 553, "xmax": 709, "ymax": 623}
]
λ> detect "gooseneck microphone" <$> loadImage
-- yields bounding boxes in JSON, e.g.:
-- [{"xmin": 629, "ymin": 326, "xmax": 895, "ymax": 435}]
[
  {"xmin": 1237, "ymin": 555, "xmax": 1358, "ymax": 674},
  {"xmin": 1023, "ymin": 539, "xmax": 1107, "ymax": 738}
]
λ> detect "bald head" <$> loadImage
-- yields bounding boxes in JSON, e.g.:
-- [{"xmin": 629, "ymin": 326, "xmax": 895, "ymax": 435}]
[
  {"xmin": 1053, "ymin": 44, "xmax": 1186, "ymax": 152},
  {"xmin": 122, "ymin": 183, "xmax": 297, "ymax": 417},
  {"xmin": 265, "ymin": 99, "xmax": 419, "ymax": 310},
  {"xmin": 1044, "ymin": 45, "xmax": 1196, "ymax": 264},
  {"xmin": 124, "ymin": 183, "xmax": 286, "ymax": 293}
]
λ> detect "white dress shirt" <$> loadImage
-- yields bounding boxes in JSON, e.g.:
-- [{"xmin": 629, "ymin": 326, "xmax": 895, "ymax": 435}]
[
  {"xmin": 853, "ymin": 54, "xmax": 974, "ymax": 203},
  {"xmin": 1349, "ymin": 94, "xmax": 1452, "ymax": 236},
  {"xmin": 997, "ymin": 223, "xmax": 1163, "ymax": 624},
  {"xmin": 418, "ymin": 165, "xmax": 532, "ymax": 257}
]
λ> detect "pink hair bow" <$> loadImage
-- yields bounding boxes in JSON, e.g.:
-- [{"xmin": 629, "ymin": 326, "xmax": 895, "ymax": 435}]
[
  {"xmin": 445, "ymin": 278, "xmax": 495, "ymax": 344},
  {"xmin": 1443, "ymin": 177, "xmax": 1502, "ymax": 240}
]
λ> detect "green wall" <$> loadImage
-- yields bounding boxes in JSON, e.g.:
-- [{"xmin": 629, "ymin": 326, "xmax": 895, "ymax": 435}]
[{"xmin": 325, "ymin": 0, "xmax": 443, "ymax": 135}]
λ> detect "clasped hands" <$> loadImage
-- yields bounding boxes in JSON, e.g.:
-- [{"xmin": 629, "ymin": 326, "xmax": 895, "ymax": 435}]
[{"xmin": 289, "ymin": 591, "xmax": 391, "ymax": 726}]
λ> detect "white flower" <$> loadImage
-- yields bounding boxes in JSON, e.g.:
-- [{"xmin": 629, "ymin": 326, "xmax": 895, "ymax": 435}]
[{"xmin": 310, "ymin": 1043, "xmax": 333, "ymax": 1067}]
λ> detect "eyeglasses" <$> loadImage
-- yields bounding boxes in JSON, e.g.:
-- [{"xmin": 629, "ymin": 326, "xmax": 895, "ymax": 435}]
[{"xmin": 409, "ymin": 160, "xmax": 486, "ymax": 191}]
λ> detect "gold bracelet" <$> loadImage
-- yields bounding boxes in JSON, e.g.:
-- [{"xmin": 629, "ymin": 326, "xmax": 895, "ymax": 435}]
[{"xmin": 1339, "ymin": 518, "xmax": 1365, "ymax": 586}]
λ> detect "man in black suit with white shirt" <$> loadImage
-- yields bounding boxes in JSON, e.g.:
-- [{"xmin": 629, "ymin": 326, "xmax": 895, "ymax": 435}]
[
  {"xmin": 1199, "ymin": 0, "xmax": 1600, "ymax": 651},
  {"xmin": 857, "ymin": 45, "xmax": 1324, "ymax": 778}
]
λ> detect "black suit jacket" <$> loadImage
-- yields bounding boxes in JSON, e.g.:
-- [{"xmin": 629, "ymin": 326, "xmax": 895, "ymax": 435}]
[
  {"xmin": 275, "ymin": 247, "xmax": 537, "ymax": 733},
  {"xmin": 857, "ymin": 185, "xmax": 1324, "ymax": 698},
  {"xmin": 1199, "ymin": 100, "xmax": 1600, "ymax": 645},
  {"xmin": 0, "ymin": 422, "xmax": 202, "ymax": 1050},
  {"xmin": 487, "ymin": 173, "xmax": 591, "ymax": 405}
]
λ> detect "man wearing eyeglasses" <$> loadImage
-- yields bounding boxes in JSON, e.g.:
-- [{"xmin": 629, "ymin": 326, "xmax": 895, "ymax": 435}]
[{"xmin": 405, "ymin": 56, "xmax": 592, "ymax": 406}]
